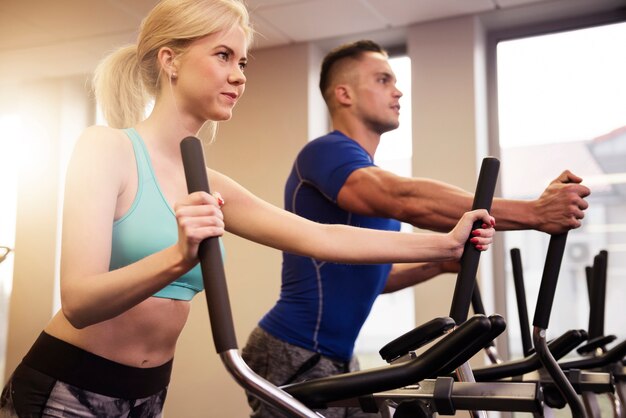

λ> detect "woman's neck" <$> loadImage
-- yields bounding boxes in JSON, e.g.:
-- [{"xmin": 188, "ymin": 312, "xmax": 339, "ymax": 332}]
[{"xmin": 137, "ymin": 99, "xmax": 204, "ymax": 151}]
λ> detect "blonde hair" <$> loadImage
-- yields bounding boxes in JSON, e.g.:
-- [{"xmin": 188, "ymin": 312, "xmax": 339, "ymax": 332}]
[{"xmin": 93, "ymin": 0, "xmax": 253, "ymax": 139}]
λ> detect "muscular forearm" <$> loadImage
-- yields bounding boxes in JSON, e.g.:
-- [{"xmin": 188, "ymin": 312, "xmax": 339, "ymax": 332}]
[
  {"xmin": 489, "ymin": 198, "xmax": 538, "ymax": 231},
  {"xmin": 395, "ymin": 181, "xmax": 541, "ymax": 232},
  {"xmin": 400, "ymin": 171, "xmax": 591, "ymax": 234},
  {"xmin": 398, "ymin": 183, "xmax": 536, "ymax": 232}
]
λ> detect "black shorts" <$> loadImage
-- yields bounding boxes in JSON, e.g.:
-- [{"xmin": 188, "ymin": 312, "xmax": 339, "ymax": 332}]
[{"xmin": 0, "ymin": 332, "xmax": 172, "ymax": 417}]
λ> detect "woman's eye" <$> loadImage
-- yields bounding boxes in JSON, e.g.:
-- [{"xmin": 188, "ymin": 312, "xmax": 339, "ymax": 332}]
[{"xmin": 217, "ymin": 52, "xmax": 229, "ymax": 61}]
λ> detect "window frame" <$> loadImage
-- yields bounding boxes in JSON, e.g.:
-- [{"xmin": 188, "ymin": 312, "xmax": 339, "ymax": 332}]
[{"xmin": 485, "ymin": 9, "xmax": 626, "ymax": 360}]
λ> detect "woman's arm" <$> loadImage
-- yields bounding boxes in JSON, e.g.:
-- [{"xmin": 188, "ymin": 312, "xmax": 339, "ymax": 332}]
[{"xmin": 210, "ymin": 170, "xmax": 494, "ymax": 265}]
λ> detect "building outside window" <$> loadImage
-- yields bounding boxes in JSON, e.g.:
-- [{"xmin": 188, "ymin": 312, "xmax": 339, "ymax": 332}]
[{"xmin": 496, "ymin": 22, "xmax": 626, "ymax": 416}]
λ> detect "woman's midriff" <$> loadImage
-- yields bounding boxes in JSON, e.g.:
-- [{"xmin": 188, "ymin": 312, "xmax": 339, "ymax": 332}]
[{"xmin": 45, "ymin": 297, "xmax": 191, "ymax": 368}]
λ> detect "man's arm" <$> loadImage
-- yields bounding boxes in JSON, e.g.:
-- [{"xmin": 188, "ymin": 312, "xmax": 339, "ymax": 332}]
[
  {"xmin": 337, "ymin": 167, "xmax": 590, "ymax": 233},
  {"xmin": 383, "ymin": 261, "xmax": 459, "ymax": 293}
]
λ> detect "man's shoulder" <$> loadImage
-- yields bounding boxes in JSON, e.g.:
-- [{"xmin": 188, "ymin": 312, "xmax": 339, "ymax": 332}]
[{"xmin": 301, "ymin": 131, "xmax": 362, "ymax": 155}]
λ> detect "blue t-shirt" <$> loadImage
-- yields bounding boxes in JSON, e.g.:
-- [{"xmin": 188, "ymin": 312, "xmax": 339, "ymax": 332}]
[{"xmin": 259, "ymin": 130, "xmax": 401, "ymax": 361}]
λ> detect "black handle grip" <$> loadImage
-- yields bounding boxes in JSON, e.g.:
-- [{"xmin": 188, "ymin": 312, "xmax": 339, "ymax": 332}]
[
  {"xmin": 379, "ymin": 317, "xmax": 456, "ymax": 362},
  {"xmin": 471, "ymin": 285, "xmax": 486, "ymax": 315},
  {"xmin": 511, "ymin": 248, "xmax": 533, "ymax": 356},
  {"xmin": 449, "ymin": 157, "xmax": 500, "ymax": 324},
  {"xmin": 434, "ymin": 314, "xmax": 507, "ymax": 377},
  {"xmin": 588, "ymin": 251, "xmax": 607, "ymax": 339},
  {"xmin": 181, "ymin": 136, "xmax": 238, "ymax": 353},
  {"xmin": 471, "ymin": 285, "xmax": 497, "ymax": 349},
  {"xmin": 584, "ymin": 265, "xmax": 593, "ymax": 305},
  {"xmin": 532, "ymin": 233, "xmax": 568, "ymax": 330}
]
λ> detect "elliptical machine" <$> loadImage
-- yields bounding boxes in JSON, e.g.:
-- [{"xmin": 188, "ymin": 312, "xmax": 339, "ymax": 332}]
[{"xmin": 181, "ymin": 137, "xmax": 546, "ymax": 417}]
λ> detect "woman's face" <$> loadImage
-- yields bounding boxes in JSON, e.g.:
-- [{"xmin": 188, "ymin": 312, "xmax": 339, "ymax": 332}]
[{"xmin": 173, "ymin": 25, "xmax": 248, "ymax": 124}]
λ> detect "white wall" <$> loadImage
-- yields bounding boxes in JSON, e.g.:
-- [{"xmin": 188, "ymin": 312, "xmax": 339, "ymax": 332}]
[{"xmin": 408, "ymin": 15, "xmax": 491, "ymax": 332}]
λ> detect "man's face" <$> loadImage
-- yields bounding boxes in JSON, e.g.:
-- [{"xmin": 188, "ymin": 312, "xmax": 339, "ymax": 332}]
[{"xmin": 350, "ymin": 52, "xmax": 403, "ymax": 135}]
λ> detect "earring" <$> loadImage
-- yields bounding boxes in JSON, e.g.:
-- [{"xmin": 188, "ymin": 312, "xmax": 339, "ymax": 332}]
[{"xmin": 171, "ymin": 72, "xmax": 178, "ymax": 80}]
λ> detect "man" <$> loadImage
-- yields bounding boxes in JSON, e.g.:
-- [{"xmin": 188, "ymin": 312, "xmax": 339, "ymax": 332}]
[{"xmin": 242, "ymin": 40, "xmax": 590, "ymax": 418}]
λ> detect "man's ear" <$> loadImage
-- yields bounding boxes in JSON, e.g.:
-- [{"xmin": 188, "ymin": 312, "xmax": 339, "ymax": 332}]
[
  {"xmin": 334, "ymin": 84, "xmax": 353, "ymax": 106},
  {"xmin": 157, "ymin": 47, "xmax": 178, "ymax": 79}
]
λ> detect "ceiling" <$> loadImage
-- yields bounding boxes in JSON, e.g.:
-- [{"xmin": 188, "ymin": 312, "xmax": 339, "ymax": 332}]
[
  {"xmin": 0, "ymin": 0, "xmax": 623, "ymax": 82},
  {"xmin": 0, "ymin": 0, "xmax": 582, "ymax": 52}
]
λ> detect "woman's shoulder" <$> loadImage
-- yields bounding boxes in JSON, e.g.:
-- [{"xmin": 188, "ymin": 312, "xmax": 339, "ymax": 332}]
[
  {"xmin": 74, "ymin": 125, "xmax": 133, "ymax": 156},
  {"xmin": 66, "ymin": 126, "xmax": 135, "ymax": 177},
  {"xmin": 65, "ymin": 126, "xmax": 136, "ymax": 190},
  {"xmin": 79, "ymin": 125, "xmax": 129, "ymax": 144}
]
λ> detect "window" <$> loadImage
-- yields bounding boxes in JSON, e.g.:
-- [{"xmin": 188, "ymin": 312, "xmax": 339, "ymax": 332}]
[
  {"xmin": 496, "ymin": 21, "xmax": 626, "ymax": 362},
  {"xmin": 354, "ymin": 56, "xmax": 414, "ymax": 367}
]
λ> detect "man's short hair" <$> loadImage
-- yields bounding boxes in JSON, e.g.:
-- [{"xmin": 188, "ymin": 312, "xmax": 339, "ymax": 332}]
[{"xmin": 319, "ymin": 40, "xmax": 388, "ymax": 103}]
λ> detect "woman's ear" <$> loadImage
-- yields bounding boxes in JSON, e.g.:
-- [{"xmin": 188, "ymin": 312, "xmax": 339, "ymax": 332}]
[{"xmin": 157, "ymin": 47, "xmax": 178, "ymax": 79}]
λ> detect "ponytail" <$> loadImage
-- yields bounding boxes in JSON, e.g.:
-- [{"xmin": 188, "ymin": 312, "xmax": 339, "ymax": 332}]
[{"xmin": 93, "ymin": 45, "xmax": 147, "ymax": 129}]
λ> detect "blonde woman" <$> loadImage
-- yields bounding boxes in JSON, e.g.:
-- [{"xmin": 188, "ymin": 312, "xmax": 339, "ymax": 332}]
[{"xmin": 0, "ymin": 1, "xmax": 494, "ymax": 416}]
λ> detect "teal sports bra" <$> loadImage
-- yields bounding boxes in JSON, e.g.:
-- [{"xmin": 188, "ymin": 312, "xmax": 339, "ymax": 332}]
[{"xmin": 109, "ymin": 128, "xmax": 204, "ymax": 300}]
